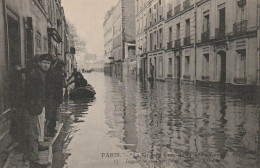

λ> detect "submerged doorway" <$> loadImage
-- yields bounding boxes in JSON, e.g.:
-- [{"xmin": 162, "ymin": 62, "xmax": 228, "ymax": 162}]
[
  {"xmin": 7, "ymin": 12, "xmax": 21, "ymax": 107},
  {"xmin": 217, "ymin": 51, "xmax": 226, "ymax": 83}
]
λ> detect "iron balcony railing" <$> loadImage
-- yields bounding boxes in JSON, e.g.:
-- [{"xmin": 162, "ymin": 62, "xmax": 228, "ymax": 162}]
[
  {"xmin": 174, "ymin": 4, "xmax": 181, "ymax": 15},
  {"xmin": 183, "ymin": 0, "xmax": 191, "ymax": 10},
  {"xmin": 184, "ymin": 36, "xmax": 191, "ymax": 46},
  {"xmin": 167, "ymin": 41, "xmax": 173, "ymax": 49},
  {"xmin": 215, "ymin": 28, "xmax": 225, "ymax": 40},
  {"xmin": 175, "ymin": 39, "xmax": 181, "ymax": 47},
  {"xmin": 167, "ymin": 10, "xmax": 173, "ymax": 19},
  {"xmin": 201, "ymin": 31, "xmax": 210, "ymax": 42},
  {"xmin": 233, "ymin": 20, "xmax": 247, "ymax": 36}
]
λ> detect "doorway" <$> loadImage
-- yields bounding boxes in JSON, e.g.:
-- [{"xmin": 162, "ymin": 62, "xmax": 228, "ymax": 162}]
[
  {"xmin": 176, "ymin": 56, "xmax": 181, "ymax": 78},
  {"xmin": 217, "ymin": 51, "xmax": 226, "ymax": 83},
  {"xmin": 7, "ymin": 13, "xmax": 21, "ymax": 107}
]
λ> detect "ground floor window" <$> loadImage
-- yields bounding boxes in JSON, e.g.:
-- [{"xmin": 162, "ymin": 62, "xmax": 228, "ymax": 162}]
[
  {"xmin": 236, "ymin": 49, "xmax": 246, "ymax": 78},
  {"xmin": 168, "ymin": 58, "xmax": 173, "ymax": 75},
  {"xmin": 159, "ymin": 56, "xmax": 163, "ymax": 77},
  {"xmin": 185, "ymin": 56, "xmax": 190, "ymax": 75},
  {"xmin": 202, "ymin": 54, "xmax": 209, "ymax": 77}
]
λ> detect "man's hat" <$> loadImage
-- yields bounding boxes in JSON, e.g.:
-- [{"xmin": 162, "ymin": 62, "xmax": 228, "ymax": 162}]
[{"xmin": 38, "ymin": 54, "xmax": 53, "ymax": 62}]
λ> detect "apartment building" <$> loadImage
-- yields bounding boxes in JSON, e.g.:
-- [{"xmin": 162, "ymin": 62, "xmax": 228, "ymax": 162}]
[
  {"xmin": 103, "ymin": 0, "xmax": 136, "ymax": 77},
  {"xmin": 0, "ymin": 1, "xmax": 75, "ymax": 163},
  {"xmin": 136, "ymin": 0, "xmax": 260, "ymax": 86}
]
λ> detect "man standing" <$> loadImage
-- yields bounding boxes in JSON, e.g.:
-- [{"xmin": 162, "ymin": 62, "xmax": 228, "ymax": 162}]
[
  {"xmin": 45, "ymin": 59, "xmax": 64, "ymax": 137},
  {"xmin": 24, "ymin": 54, "xmax": 52, "ymax": 166}
]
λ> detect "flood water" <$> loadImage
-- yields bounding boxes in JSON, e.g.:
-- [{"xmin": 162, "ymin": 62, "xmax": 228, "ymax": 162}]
[{"xmin": 53, "ymin": 72, "xmax": 260, "ymax": 168}]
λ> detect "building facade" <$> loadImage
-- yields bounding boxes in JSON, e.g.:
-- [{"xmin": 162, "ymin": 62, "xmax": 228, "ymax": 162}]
[
  {"xmin": 0, "ymin": 0, "xmax": 75, "ymax": 164},
  {"xmin": 136, "ymin": 0, "xmax": 260, "ymax": 86},
  {"xmin": 103, "ymin": 0, "xmax": 136, "ymax": 77}
]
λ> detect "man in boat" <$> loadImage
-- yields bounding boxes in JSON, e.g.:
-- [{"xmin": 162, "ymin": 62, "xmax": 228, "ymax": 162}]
[
  {"xmin": 67, "ymin": 68, "xmax": 84, "ymax": 82},
  {"xmin": 67, "ymin": 73, "xmax": 88, "ymax": 89}
]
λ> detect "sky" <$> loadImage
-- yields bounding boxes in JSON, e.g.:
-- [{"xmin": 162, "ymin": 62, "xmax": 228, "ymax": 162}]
[{"xmin": 62, "ymin": 0, "xmax": 118, "ymax": 61}]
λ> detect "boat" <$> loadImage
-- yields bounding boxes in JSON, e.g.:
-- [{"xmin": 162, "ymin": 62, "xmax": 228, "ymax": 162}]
[
  {"xmin": 69, "ymin": 85, "xmax": 96, "ymax": 100},
  {"xmin": 86, "ymin": 69, "xmax": 92, "ymax": 73}
]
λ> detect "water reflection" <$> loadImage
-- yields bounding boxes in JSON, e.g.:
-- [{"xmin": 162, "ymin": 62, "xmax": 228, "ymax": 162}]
[
  {"xmin": 53, "ymin": 98, "xmax": 95, "ymax": 168},
  {"xmin": 104, "ymin": 77, "xmax": 260, "ymax": 168}
]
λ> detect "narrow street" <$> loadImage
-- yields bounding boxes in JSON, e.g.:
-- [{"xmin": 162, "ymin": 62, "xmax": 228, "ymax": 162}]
[{"xmin": 53, "ymin": 72, "xmax": 260, "ymax": 168}]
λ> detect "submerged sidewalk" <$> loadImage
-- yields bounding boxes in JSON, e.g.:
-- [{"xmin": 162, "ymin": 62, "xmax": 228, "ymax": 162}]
[{"xmin": 3, "ymin": 123, "xmax": 63, "ymax": 168}]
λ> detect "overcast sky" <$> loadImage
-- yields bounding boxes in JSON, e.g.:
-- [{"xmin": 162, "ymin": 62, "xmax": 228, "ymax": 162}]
[{"xmin": 62, "ymin": 0, "xmax": 118, "ymax": 61}]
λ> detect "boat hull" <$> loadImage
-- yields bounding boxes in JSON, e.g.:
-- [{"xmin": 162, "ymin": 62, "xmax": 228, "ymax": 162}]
[{"xmin": 69, "ymin": 86, "xmax": 96, "ymax": 100}]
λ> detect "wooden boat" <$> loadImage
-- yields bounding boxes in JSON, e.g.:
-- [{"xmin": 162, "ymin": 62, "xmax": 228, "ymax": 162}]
[{"xmin": 69, "ymin": 85, "xmax": 96, "ymax": 100}]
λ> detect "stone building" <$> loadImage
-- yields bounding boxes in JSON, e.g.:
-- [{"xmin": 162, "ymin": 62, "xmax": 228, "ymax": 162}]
[
  {"xmin": 103, "ymin": 0, "xmax": 136, "ymax": 77},
  {"xmin": 136, "ymin": 0, "xmax": 260, "ymax": 86},
  {"xmin": 0, "ymin": 0, "xmax": 75, "ymax": 164}
]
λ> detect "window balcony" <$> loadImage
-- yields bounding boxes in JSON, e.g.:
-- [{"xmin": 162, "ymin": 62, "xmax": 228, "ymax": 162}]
[
  {"xmin": 201, "ymin": 31, "xmax": 210, "ymax": 42},
  {"xmin": 175, "ymin": 39, "xmax": 181, "ymax": 48},
  {"xmin": 184, "ymin": 36, "xmax": 191, "ymax": 46},
  {"xmin": 234, "ymin": 77, "xmax": 247, "ymax": 84},
  {"xmin": 233, "ymin": 20, "xmax": 247, "ymax": 36},
  {"xmin": 167, "ymin": 41, "xmax": 173, "ymax": 49},
  {"xmin": 215, "ymin": 28, "xmax": 225, "ymax": 40},
  {"xmin": 183, "ymin": 0, "xmax": 191, "ymax": 10},
  {"xmin": 174, "ymin": 4, "xmax": 181, "ymax": 15},
  {"xmin": 167, "ymin": 10, "xmax": 173, "ymax": 19}
]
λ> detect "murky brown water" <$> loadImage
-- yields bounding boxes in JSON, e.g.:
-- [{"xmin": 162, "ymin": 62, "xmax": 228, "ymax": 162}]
[{"xmin": 53, "ymin": 72, "xmax": 260, "ymax": 168}]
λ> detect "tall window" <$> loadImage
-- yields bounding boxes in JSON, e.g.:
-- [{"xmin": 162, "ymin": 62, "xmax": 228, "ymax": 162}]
[
  {"xmin": 150, "ymin": 33, "xmax": 153, "ymax": 51},
  {"xmin": 203, "ymin": 54, "xmax": 209, "ymax": 77},
  {"xmin": 203, "ymin": 13, "xmax": 210, "ymax": 33},
  {"xmin": 154, "ymin": 31, "xmax": 157, "ymax": 50},
  {"xmin": 169, "ymin": 27, "xmax": 172, "ymax": 42},
  {"xmin": 236, "ymin": 50, "xmax": 246, "ymax": 78},
  {"xmin": 159, "ymin": 56, "xmax": 163, "ymax": 77},
  {"xmin": 185, "ymin": 19, "xmax": 190, "ymax": 37},
  {"xmin": 185, "ymin": 56, "xmax": 190, "ymax": 75},
  {"xmin": 168, "ymin": 58, "xmax": 173, "ymax": 75},
  {"xmin": 157, "ymin": 28, "xmax": 163, "ymax": 49},
  {"xmin": 219, "ymin": 8, "xmax": 225, "ymax": 31},
  {"xmin": 176, "ymin": 23, "xmax": 180, "ymax": 39}
]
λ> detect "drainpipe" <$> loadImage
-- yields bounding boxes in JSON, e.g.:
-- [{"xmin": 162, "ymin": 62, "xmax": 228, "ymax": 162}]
[
  {"xmin": 194, "ymin": 0, "xmax": 197, "ymax": 85},
  {"xmin": 257, "ymin": 0, "xmax": 260, "ymax": 85}
]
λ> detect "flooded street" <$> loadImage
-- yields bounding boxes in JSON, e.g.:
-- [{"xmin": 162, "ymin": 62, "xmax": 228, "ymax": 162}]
[{"xmin": 53, "ymin": 72, "xmax": 260, "ymax": 168}]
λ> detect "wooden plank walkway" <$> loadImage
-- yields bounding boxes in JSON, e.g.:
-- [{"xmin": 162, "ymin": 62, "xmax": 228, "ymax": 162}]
[{"xmin": 3, "ymin": 123, "xmax": 63, "ymax": 168}]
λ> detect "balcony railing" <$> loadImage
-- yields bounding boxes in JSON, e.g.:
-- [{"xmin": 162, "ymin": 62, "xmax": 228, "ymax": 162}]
[
  {"xmin": 233, "ymin": 20, "xmax": 247, "ymax": 36},
  {"xmin": 167, "ymin": 41, "xmax": 173, "ymax": 49},
  {"xmin": 201, "ymin": 31, "xmax": 210, "ymax": 42},
  {"xmin": 174, "ymin": 4, "xmax": 181, "ymax": 15},
  {"xmin": 234, "ymin": 77, "xmax": 247, "ymax": 84},
  {"xmin": 167, "ymin": 10, "xmax": 173, "ymax": 19},
  {"xmin": 183, "ymin": 0, "xmax": 191, "ymax": 10},
  {"xmin": 215, "ymin": 28, "xmax": 225, "ymax": 40},
  {"xmin": 184, "ymin": 36, "xmax": 191, "ymax": 46},
  {"xmin": 175, "ymin": 39, "xmax": 181, "ymax": 47}
]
